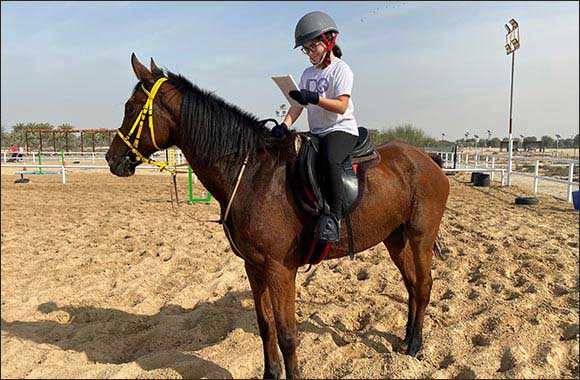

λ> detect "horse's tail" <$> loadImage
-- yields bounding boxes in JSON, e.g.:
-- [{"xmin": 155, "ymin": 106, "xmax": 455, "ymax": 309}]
[
  {"xmin": 428, "ymin": 153, "xmax": 444, "ymax": 168},
  {"xmin": 421, "ymin": 151, "xmax": 446, "ymax": 258},
  {"xmin": 433, "ymin": 235, "xmax": 443, "ymax": 259}
]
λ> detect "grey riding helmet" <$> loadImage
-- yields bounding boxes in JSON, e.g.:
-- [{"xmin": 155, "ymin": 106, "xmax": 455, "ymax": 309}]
[{"xmin": 294, "ymin": 11, "xmax": 339, "ymax": 48}]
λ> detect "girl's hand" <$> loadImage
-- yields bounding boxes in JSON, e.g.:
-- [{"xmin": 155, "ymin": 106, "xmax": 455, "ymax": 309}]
[
  {"xmin": 271, "ymin": 122, "xmax": 290, "ymax": 139},
  {"xmin": 289, "ymin": 89, "xmax": 319, "ymax": 105}
]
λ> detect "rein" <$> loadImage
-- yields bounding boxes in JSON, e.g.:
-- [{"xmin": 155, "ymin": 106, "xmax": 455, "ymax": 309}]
[{"xmin": 218, "ymin": 118, "xmax": 278, "ymax": 224}]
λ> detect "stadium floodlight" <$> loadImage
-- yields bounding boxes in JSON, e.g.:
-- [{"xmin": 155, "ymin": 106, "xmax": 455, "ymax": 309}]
[
  {"xmin": 505, "ymin": 18, "xmax": 520, "ymax": 186},
  {"xmin": 275, "ymin": 104, "xmax": 288, "ymax": 118}
]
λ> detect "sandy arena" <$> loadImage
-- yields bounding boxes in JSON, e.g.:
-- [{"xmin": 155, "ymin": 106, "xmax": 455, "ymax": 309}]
[{"xmin": 1, "ymin": 168, "xmax": 578, "ymax": 379}]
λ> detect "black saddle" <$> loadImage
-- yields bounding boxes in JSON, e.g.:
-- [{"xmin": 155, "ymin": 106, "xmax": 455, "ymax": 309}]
[{"xmin": 294, "ymin": 127, "xmax": 381, "ymax": 217}]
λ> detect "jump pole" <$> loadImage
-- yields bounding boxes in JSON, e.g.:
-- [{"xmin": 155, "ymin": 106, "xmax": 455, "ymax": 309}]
[
  {"xmin": 188, "ymin": 165, "xmax": 211, "ymax": 204},
  {"xmin": 61, "ymin": 149, "xmax": 66, "ymax": 184},
  {"xmin": 38, "ymin": 150, "xmax": 43, "ymax": 174}
]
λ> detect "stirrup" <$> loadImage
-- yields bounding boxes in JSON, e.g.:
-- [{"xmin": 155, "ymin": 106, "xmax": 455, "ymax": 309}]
[{"xmin": 317, "ymin": 213, "xmax": 341, "ymax": 243}]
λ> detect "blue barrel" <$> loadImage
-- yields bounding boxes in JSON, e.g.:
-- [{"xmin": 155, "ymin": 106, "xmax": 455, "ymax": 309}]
[{"xmin": 573, "ymin": 190, "xmax": 580, "ymax": 210}]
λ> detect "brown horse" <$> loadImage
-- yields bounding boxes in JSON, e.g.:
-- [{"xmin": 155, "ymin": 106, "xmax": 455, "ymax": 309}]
[{"xmin": 106, "ymin": 54, "xmax": 449, "ymax": 379}]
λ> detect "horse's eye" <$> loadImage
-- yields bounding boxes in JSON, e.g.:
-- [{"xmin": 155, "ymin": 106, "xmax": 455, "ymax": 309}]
[{"xmin": 125, "ymin": 103, "xmax": 135, "ymax": 115}]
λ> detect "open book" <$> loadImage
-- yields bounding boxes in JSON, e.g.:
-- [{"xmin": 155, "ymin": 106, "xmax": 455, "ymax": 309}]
[{"xmin": 271, "ymin": 75, "xmax": 303, "ymax": 108}]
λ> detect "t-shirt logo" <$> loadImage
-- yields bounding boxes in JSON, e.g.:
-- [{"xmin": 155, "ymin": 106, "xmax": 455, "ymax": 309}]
[{"xmin": 305, "ymin": 78, "xmax": 330, "ymax": 95}]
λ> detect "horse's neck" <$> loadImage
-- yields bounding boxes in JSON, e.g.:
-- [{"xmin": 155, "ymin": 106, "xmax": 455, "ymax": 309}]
[
  {"xmin": 179, "ymin": 147, "xmax": 259, "ymax": 206},
  {"xmin": 185, "ymin": 158, "xmax": 237, "ymax": 207},
  {"xmin": 181, "ymin": 146, "xmax": 286, "ymax": 214}
]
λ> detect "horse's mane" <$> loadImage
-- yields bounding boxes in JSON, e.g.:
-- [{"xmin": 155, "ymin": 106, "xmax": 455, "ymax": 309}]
[{"xmin": 139, "ymin": 69, "xmax": 279, "ymax": 168}]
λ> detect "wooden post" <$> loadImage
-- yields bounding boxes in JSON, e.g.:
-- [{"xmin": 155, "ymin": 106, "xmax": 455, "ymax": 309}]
[
  {"xmin": 568, "ymin": 163, "xmax": 575, "ymax": 202},
  {"xmin": 25, "ymin": 131, "xmax": 29, "ymax": 153},
  {"xmin": 39, "ymin": 131, "xmax": 43, "ymax": 152},
  {"xmin": 92, "ymin": 133, "xmax": 96, "ymax": 152},
  {"xmin": 80, "ymin": 131, "xmax": 84, "ymax": 153},
  {"xmin": 533, "ymin": 160, "xmax": 539, "ymax": 193},
  {"xmin": 65, "ymin": 132, "xmax": 69, "ymax": 152},
  {"xmin": 52, "ymin": 131, "xmax": 57, "ymax": 152}
]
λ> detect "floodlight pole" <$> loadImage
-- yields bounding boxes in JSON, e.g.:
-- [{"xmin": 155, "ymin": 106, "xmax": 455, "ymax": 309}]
[
  {"xmin": 505, "ymin": 19, "xmax": 519, "ymax": 186},
  {"xmin": 507, "ymin": 51, "xmax": 516, "ymax": 185}
]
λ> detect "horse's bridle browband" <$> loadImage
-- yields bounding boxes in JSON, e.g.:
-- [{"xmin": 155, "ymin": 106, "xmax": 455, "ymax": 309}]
[{"xmin": 116, "ymin": 77, "xmax": 175, "ymax": 172}]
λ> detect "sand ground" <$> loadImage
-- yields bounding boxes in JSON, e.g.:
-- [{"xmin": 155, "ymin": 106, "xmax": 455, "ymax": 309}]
[{"xmin": 1, "ymin": 168, "xmax": 578, "ymax": 379}]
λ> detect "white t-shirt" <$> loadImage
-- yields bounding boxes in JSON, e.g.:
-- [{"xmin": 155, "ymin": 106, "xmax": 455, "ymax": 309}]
[{"xmin": 298, "ymin": 58, "xmax": 358, "ymax": 137}]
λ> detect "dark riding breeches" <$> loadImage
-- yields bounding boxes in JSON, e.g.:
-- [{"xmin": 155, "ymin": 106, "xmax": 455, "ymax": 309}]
[{"xmin": 318, "ymin": 131, "xmax": 358, "ymax": 217}]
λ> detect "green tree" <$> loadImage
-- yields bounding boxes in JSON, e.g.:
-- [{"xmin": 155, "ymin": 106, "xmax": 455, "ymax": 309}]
[
  {"xmin": 489, "ymin": 137, "xmax": 501, "ymax": 148},
  {"xmin": 375, "ymin": 123, "xmax": 438, "ymax": 147},
  {"xmin": 541, "ymin": 135, "xmax": 555, "ymax": 148},
  {"xmin": 8, "ymin": 122, "xmax": 55, "ymax": 150},
  {"xmin": 465, "ymin": 138, "xmax": 476, "ymax": 147},
  {"xmin": 1, "ymin": 124, "xmax": 10, "ymax": 147}
]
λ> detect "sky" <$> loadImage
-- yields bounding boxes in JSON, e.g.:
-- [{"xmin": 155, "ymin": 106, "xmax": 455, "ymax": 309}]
[{"xmin": 1, "ymin": 1, "xmax": 578, "ymax": 141}]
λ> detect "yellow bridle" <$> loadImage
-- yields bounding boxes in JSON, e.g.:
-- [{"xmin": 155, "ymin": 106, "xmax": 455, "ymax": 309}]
[{"xmin": 116, "ymin": 77, "xmax": 178, "ymax": 172}]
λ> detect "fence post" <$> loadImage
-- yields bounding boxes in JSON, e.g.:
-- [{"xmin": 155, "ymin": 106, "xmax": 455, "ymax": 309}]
[
  {"xmin": 485, "ymin": 156, "xmax": 489, "ymax": 168},
  {"xmin": 500, "ymin": 169, "xmax": 505, "ymax": 186},
  {"xmin": 533, "ymin": 160, "xmax": 539, "ymax": 193},
  {"xmin": 32, "ymin": 152, "xmax": 36, "ymax": 164},
  {"xmin": 38, "ymin": 151, "xmax": 43, "ymax": 174},
  {"xmin": 568, "ymin": 162, "xmax": 575, "ymax": 202},
  {"xmin": 61, "ymin": 163, "xmax": 66, "ymax": 185},
  {"xmin": 491, "ymin": 157, "xmax": 496, "ymax": 182},
  {"xmin": 465, "ymin": 154, "xmax": 469, "ymax": 168}
]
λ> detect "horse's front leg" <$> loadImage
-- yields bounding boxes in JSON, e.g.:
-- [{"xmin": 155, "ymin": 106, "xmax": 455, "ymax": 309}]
[
  {"xmin": 245, "ymin": 262, "xmax": 283, "ymax": 379},
  {"xmin": 266, "ymin": 261, "xmax": 300, "ymax": 379}
]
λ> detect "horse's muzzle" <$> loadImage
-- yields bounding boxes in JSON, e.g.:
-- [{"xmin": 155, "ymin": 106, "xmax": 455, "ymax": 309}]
[{"xmin": 106, "ymin": 152, "xmax": 136, "ymax": 177}]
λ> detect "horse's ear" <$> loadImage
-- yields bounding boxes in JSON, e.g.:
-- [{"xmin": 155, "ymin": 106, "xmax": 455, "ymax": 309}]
[
  {"xmin": 131, "ymin": 52, "xmax": 154, "ymax": 84},
  {"xmin": 150, "ymin": 57, "xmax": 163, "ymax": 76}
]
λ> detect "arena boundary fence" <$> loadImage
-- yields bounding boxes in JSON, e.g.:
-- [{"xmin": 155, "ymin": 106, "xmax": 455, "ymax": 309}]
[
  {"xmin": 433, "ymin": 151, "xmax": 579, "ymax": 202},
  {"xmin": 1, "ymin": 148, "xmax": 210, "ymax": 204}
]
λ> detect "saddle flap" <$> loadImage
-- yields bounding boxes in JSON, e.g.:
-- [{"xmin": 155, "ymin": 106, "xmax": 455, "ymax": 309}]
[{"xmin": 294, "ymin": 129, "xmax": 381, "ymax": 217}]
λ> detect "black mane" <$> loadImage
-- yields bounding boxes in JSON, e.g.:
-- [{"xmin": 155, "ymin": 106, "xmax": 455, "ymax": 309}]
[{"xmin": 145, "ymin": 69, "xmax": 279, "ymax": 168}]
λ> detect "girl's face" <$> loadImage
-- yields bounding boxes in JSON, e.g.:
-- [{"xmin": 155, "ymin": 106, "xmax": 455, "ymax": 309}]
[{"xmin": 301, "ymin": 39, "xmax": 326, "ymax": 65}]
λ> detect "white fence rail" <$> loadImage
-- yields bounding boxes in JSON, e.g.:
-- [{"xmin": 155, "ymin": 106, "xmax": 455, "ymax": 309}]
[
  {"xmin": 433, "ymin": 151, "xmax": 579, "ymax": 202},
  {"xmin": 2, "ymin": 149, "xmax": 186, "ymax": 164}
]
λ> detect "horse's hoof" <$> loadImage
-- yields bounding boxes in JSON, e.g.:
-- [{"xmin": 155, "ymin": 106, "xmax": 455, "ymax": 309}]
[
  {"xmin": 397, "ymin": 341, "xmax": 409, "ymax": 353},
  {"xmin": 263, "ymin": 370, "xmax": 282, "ymax": 379},
  {"xmin": 405, "ymin": 342, "xmax": 422, "ymax": 357}
]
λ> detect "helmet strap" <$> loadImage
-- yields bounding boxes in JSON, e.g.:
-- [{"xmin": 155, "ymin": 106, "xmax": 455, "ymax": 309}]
[
  {"xmin": 319, "ymin": 32, "xmax": 338, "ymax": 68},
  {"xmin": 314, "ymin": 51, "xmax": 326, "ymax": 67}
]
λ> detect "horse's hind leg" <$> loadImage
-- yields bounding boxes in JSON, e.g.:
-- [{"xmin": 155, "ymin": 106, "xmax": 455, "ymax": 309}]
[
  {"xmin": 404, "ymin": 220, "xmax": 439, "ymax": 356},
  {"xmin": 245, "ymin": 262, "xmax": 283, "ymax": 379},
  {"xmin": 383, "ymin": 225, "xmax": 417, "ymax": 348}
]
